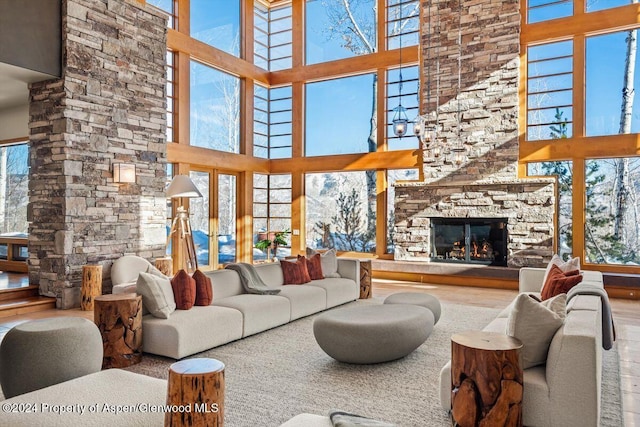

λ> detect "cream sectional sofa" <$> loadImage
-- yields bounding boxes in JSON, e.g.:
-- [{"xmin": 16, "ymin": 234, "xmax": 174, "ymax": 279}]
[
  {"xmin": 112, "ymin": 257, "xmax": 360, "ymax": 359},
  {"xmin": 439, "ymin": 267, "xmax": 605, "ymax": 427}
]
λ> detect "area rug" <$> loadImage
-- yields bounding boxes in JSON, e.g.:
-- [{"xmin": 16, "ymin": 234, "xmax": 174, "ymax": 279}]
[{"xmin": 126, "ymin": 299, "xmax": 624, "ymax": 427}]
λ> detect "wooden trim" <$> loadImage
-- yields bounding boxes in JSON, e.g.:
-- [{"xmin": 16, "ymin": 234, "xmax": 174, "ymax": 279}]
[
  {"xmin": 238, "ymin": 171, "xmax": 253, "ymax": 263},
  {"xmin": 269, "ymin": 149, "xmax": 419, "ymax": 174},
  {"xmin": 573, "ymin": 35, "xmax": 585, "ymax": 140},
  {"xmin": 292, "ymin": 82, "xmax": 304, "ymax": 158},
  {"xmin": 582, "ymin": 262, "xmax": 640, "ymax": 275},
  {"xmin": 241, "ymin": 79, "xmax": 254, "ymax": 156},
  {"xmin": 519, "ymin": 134, "xmax": 640, "ymax": 162},
  {"xmin": 377, "ymin": 68, "xmax": 387, "ymax": 152},
  {"xmin": 605, "ymin": 286, "xmax": 639, "ymax": 300},
  {"xmin": 375, "ymin": 170, "xmax": 387, "ymax": 258},
  {"xmin": 168, "ymin": 30, "xmax": 269, "ymax": 84},
  {"xmin": 377, "ymin": 0, "xmax": 386, "ymax": 53},
  {"xmin": 176, "ymin": 51, "xmax": 190, "ymax": 145},
  {"xmin": 176, "ymin": 0, "xmax": 189, "ymax": 35},
  {"xmin": 0, "ymin": 137, "xmax": 28, "ymax": 146},
  {"xmin": 291, "ymin": 0, "xmax": 304, "ymax": 68},
  {"xmin": 242, "ymin": 0, "xmax": 255, "ymax": 62},
  {"xmin": 372, "ymin": 270, "xmax": 519, "ymax": 290},
  {"xmin": 167, "ymin": 143, "xmax": 270, "ymax": 173},
  {"xmin": 572, "ymin": 158, "xmax": 586, "ymax": 262},
  {"xmin": 291, "ymin": 172, "xmax": 304, "ymax": 255},
  {"xmin": 269, "ymin": 47, "xmax": 419, "ymax": 85}
]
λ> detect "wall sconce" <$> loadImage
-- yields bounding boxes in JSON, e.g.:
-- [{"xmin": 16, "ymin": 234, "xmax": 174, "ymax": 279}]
[{"xmin": 113, "ymin": 163, "xmax": 136, "ymax": 183}]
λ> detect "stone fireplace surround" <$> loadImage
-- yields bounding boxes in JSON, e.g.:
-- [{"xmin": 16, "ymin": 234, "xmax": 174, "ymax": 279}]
[{"xmin": 393, "ymin": 0, "xmax": 556, "ymax": 269}]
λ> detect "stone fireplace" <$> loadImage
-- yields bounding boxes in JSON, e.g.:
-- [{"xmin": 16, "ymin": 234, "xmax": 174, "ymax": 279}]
[
  {"xmin": 393, "ymin": 0, "xmax": 555, "ymax": 268},
  {"xmin": 430, "ymin": 217, "xmax": 507, "ymax": 266}
]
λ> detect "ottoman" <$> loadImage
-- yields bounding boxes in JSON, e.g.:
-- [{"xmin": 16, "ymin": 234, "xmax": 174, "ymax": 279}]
[
  {"xmin": 313, "ymin": 304, "xmax": 434, "ymax": 364},
  {"xmin": 0, "ymin": 317, "xmax": 103, "ymax": 398},
  {"xmin": 384, "ymin": 292, "xmax": 442, "ymax": 324}
]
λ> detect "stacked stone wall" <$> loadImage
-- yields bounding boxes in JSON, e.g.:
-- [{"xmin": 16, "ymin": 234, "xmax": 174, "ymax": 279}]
[
  {"xmin": 394, "ymin": 0, "xmax": 555, "ymax": 268},
  {"xmin": 29, "ymin": 0, "xmax": 167, "ymax": 308}
]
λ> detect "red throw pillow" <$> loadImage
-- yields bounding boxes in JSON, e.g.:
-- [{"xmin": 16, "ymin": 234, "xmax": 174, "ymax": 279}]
[
  {"xmin": 171, "ymin": 269, "xmax": 196, "ymax": 309},
  {"xmin": 299, "ymin": 253, "xmax": 323, "ymax": 280},
  {"xmin": 541, "ymin": 265, "xmax": 583, "ymax": 300},
  {"xmin": 281, "ymin": 259, "xmax": 311, "ymax": 285},
  {"xmin": 192, "ymin": 269, "xmax": 213, "ymax": 306}
]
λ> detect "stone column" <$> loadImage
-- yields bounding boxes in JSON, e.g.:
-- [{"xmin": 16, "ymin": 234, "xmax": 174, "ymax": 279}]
[{"xmin": 28, "ymin": 0, "xmax": 168, "ymax": 308}]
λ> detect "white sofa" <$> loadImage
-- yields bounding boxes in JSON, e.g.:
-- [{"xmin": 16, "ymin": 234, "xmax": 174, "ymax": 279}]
[
  {"xmin": 439, "ymin": 267, "xmax": 605, "ymax": 427},
  {"xmin": 112, "ymin": 257, "xmax": 360, "ymax": 359}
]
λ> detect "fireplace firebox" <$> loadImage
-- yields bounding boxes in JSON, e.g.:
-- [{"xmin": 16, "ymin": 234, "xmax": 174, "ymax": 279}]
[{"xmin": 430, "ymin": 218, "xmax": 508, "ymax": 266}]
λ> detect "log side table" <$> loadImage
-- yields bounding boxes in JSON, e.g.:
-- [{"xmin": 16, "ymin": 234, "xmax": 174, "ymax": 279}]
[
  {"xmin": 166, "ymin": 358, "xmax": 225, "ymax": 427},
  {"xmin": 451, "ymin": 331, "xmax": 523, "ymax": 427},
  {"xmin": 154, "ymin": 257, "xmax": 173, "ymax": 276},
  {"xmin": 94, "ymin": 294, "xmax": 143, "ymax": 369},
  {"xmin": 358, "ymin": 259, "xmax": 372, "ymax": 299}
]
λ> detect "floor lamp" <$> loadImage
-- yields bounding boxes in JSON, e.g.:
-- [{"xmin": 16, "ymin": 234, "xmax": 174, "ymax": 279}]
[{"xmin": 166, "ymin": 175, "xmax": 203, "ymax": 274}]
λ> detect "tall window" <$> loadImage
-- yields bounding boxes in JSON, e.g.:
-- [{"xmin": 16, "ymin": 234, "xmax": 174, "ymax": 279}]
[
  {"xmin": 190, "ymin": 0, "xmax": 240, "ymax": 57},
  {"xmin": 386, "ymin": 0, "xmax": 420, "ymax": 49},
  {"xmin": 305, "ymin": 171, "xmax": 376, "ymax": 253},
  {"xmin": 254, "ymin": 3, "xmax": 293, "ymax": 71},
  {"xmin": 254, "ymin": 84, "xmax": 293, "ymax": 159},
  {"xmin": 253, "ymin": 174, "xmax": 291, "ymax": 261},
  {"xmin": 527, "ymin": 0, "xmax": 573, "ymax": 24},
  {"xmin": 0, "ymin": 144, "xmax": 28, "ymax": 235},
  {"xmin": 190, "ymin": 61, "xmax": 240, "ymax": 153},
  {"xmin": 586, "ymin": 29, "xmax": 640, "ymax": 136},
  {"xmin": 527, "ymin": 40, "xmax": 573, "ymax": 141},
  {"xmin": 306, "ymin": 0, "xmax": 377, "ymax": 64},
  {"xmin": 386, "ymin": 65, "xmax": 420, "ymax": 150},
  {"xmin": 189, "ymin": 171, "xmax": 210, "ymax": 267},
  {"xmin": 166, "ymin": 51, "xmax": 176, "ymax": 142},
  {"xmin": 306, "ymin": 74, "xmax": 377, "ymax": 156}
]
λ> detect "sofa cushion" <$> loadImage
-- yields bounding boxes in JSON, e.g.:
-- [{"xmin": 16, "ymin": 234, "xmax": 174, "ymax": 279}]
[
  {"xmin": 255, "ymin": 262, "xmax": 285, "ymax": 287},
  {"xmin": 542, "ymin": 254, "xmax": 580, "ymax": 285},
  {"xmin": 277, "ymin": 284, "xmax": 327, "ymax": 321},
  {"xmin": 307, "ymin": 277, "xmax": 359, "ymax": 308},
  {"xmin": 281, "ymin": 258, "xmax": 311, "ymax": 285},
  {"xmin": 171, "ymin": 269, "xmax": 196, "ymax": 310},
  {"xmin": 541, "ymin": 265, "xmax": 582, "ymax": 300},
  {"xmin": 136, "ymin": 271, "xmax": 176, "ymax": 319},
  {"xmin": 306, "ymin": 248, "xmax": 340, "ymax": 278},
  {"xmin": 193, "ymin": 269, "xmax": 213, "ymax": 306},
  {"xmin": 142, "ymin": 305, "xmax": 243, "ymax": 359},
  {"xmin": 213, "ymin": 294, "xmax": 291, "ymax": 337},
  {"xmin": 302, "ymin": 253, "xmax": 324, "ymax": 280},
  {"xmin": 206, "ymin": 269, "xmax": 245, "ymax": 299},
  {"xmin": 507, "ymin": 293, "xmax": 566, "ymax": 369}
]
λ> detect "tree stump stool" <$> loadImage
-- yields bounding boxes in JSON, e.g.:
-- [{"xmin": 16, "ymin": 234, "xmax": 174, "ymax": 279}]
[
  {"xmin": 94, "ymin": 294, "xmax": 142, "ymax": 369},
  {"xmin": 451, "ymin": 331, "xmax": 523, "ymax": 427},
  {"xmin": 81, "ymin": 265, "xmax": 102, "ymax": 311},
  {"xmin": 155, "ymin": 257, "xmax": 173, "ymax": 276},
  {"xmin": 359, "ymin": 260, "xmax": 372, "ymax": 299},
  {"xmin": 165, "ymin": 358, "xmax": 225, "ymax": 427}
]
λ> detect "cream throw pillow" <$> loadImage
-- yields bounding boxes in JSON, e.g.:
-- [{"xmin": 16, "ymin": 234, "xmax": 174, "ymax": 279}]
[
  {"xmin": 136, "ymin": 271, "xmax": 176, "ymax": 319},
  {"xmin": 506, "ymin": 293, "xmax": 566, "ymax": 369},
  {"xmin": 542, "ymin": 254, "xmax": 580, "ymax": 285},
  {"xmin": 306, "ymin": 248, "xmax": 340, "ymax": 278}
]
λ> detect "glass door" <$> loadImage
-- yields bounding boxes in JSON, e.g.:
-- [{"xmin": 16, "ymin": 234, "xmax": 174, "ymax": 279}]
[
  {"xmin": 217, "ymin": 173, "xmax": 237, "ymax": 266},
  {"xmin": 189, "ymin": 170, "xmax": 211, "ymax": 269}
]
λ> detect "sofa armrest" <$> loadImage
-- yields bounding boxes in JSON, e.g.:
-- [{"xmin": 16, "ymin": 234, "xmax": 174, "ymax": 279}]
[
  {"xmin": 519, "ymin": 267, "xmax": 545, "ymax": 293},
  {"xmin": 337, "ymin": 258, "xmax": 360, "ymax": 287}
]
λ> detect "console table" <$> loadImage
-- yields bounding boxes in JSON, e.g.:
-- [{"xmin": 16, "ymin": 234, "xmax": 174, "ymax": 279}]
[{"xmin": 451, "ymin": 331, "xmax": 523, "ymax": 427}]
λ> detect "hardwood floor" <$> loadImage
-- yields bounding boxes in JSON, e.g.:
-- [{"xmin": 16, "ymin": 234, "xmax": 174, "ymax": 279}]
[{"xmin": 0, "ymin": 278, "xmax": 637, "ymax": 423}]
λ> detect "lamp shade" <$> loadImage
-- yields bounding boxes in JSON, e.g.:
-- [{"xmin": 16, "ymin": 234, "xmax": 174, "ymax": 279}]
[{"xmin": 166, "ymin": 175, "xmax": 203, "ymax": 199}]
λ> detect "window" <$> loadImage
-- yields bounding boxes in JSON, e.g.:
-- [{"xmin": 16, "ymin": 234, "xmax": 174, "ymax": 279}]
[
  {"xmin": 253, "ymin": 174, "xmax": 291, "ymax": 261},
  {"xmin": 165, "ymin": 164, "xmax": 174, "ymax": 256},
  {"xmin": 527, "ymin": 40, "xmax": 573, "ymax": 141},
  {"xmin": 306, "ymin": 74, "xmax": 377, "ymax": 156},
  {"xmin": 0, "ymin": 143, "xmax": 28, "ymax": 235},
  {"xmin": 190, "ymin": 0, "xmax": 240, "ymax": 57},
  {"xmin": 189, "ymin": 171, "xmax": 210, "ymax": 267},
  {"xmin": 306, "ymin": 0, "xmax": 377, "ymax": 65},
  {"xmin": 527, "ymin": 0, "xmax": 573, "ymax": 24},
  {"xmin": 387, "ymin": 168, "xmax": 419, "ymax": 253},
  {"xmin": 387, "ymin": 0, "xmax": 420, "ymax": 49},
  {"xmin": 527, "ymin": 161, "xmax": 573, "ymax": 260},
  {"xmin": 585, "ymin": 157, "xmax": 640, "ymax": 265},
  {"xmin": 166, "ymin": 51, "xmax": 176, "ymax": 142},
  {"xmin": 586, "ymin": 0, "xmax": 630, "ymax": 13},
  {"xmin": 254, "ymin": 84, "xmax": 292, "ymax": 159},
  {"xmin": 387, "ymin": 65, "xmax": 420, "ymax": 150},
  {"xmin": 306, "ymin": 171, "xmax": 376, "ymax": 253},
  {"xmin": 218, "ymin": 174, "xmax": 237, "ymax": 265},
  {"xmin": 586, "ymin": 29, "xmax": 640, "ymax": 137},
  {"xmin": 254, "ymin": 3, "xmax": 293, "ymax": 71},
  {"xmin": 146, "ymin": 0, "xmax": 175, "ymax": 28},
  {"xmin": 190, "ymin": 61, "xmax": 240, "ymax": 153}
]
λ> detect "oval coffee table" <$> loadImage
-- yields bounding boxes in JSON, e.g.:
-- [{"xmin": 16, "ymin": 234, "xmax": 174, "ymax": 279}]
[
  {"xmin": 313, "ymin": 304, "xmax": 434, "ymax": 364},
  {"xmin": 383, "ymin": 292, "xmax": 442, "ymax": 324}
]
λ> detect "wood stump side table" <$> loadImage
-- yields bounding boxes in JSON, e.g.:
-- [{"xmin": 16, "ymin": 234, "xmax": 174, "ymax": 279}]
[
  {"xmin": 451, "ymin": 331, "xmax": 523, "ymax": 427},
  {"xmin": 165, "ymin": 358, "xmax": 225, "ymax": 427},
  {"xmin": 81, "ymin": 265, "xmax": 102, "ymax": 311},
  {"xmin": 94, "ymin": 294, "xmax": 142, "ymax": 369},
  {"xmin": 154, "ymin": 257, "xmax": 173, "ymax": 276},
  {"xmin": 359, "ymin": 259, "xmax": 372, "ymax": 299}
]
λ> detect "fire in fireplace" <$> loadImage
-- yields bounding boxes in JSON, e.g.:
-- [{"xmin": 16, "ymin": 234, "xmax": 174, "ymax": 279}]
[{"xmin": 430, "ymin": 218, "xmax": 508, "ymax": 266}]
